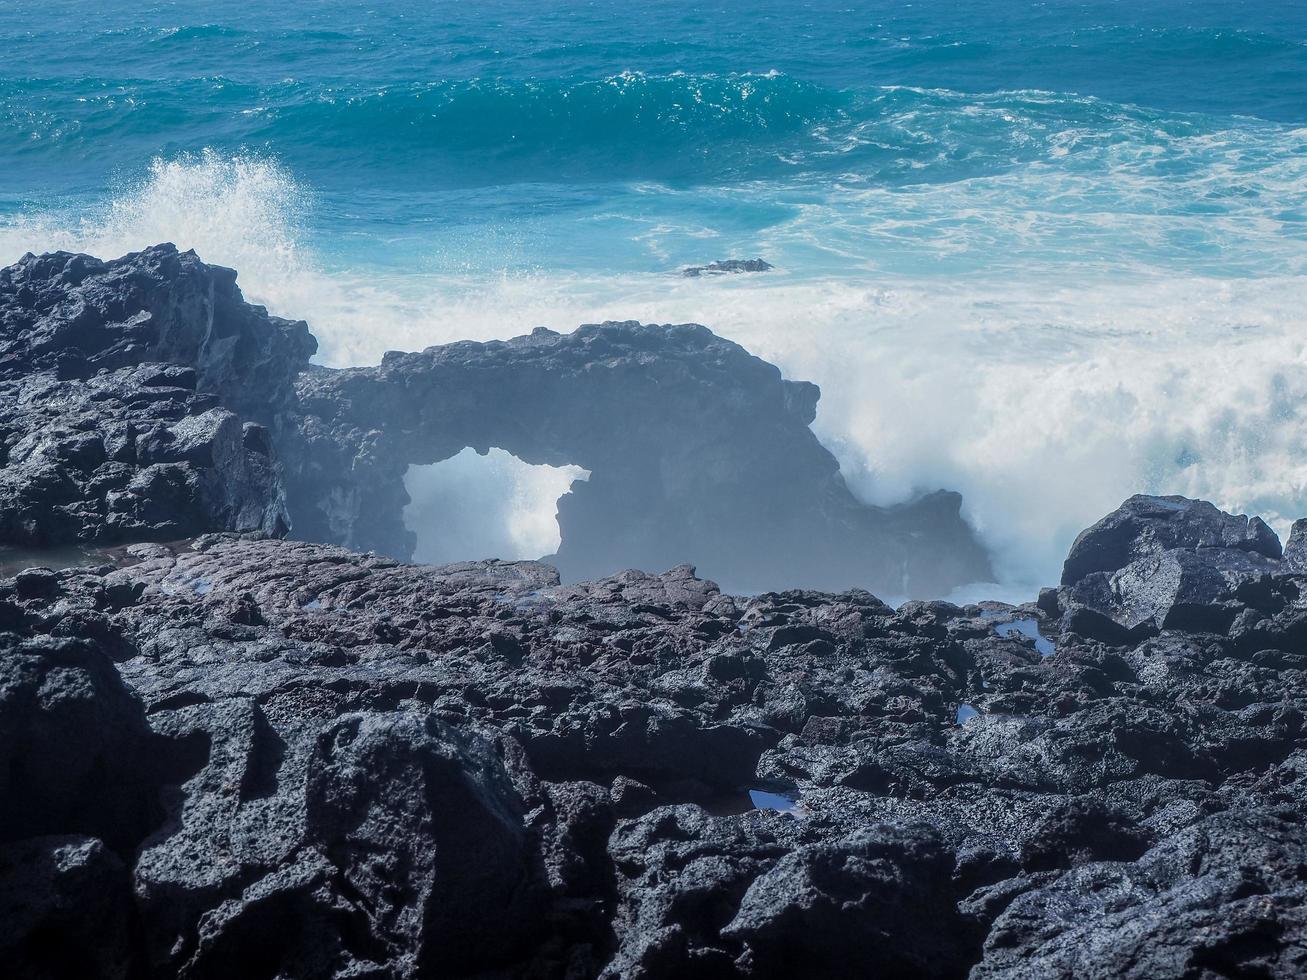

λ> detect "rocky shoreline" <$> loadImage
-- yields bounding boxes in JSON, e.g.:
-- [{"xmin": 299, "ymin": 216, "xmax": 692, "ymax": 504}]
[{"xmin": 2, "ymin": 247, "xmax": 1306, "ymax": 978}]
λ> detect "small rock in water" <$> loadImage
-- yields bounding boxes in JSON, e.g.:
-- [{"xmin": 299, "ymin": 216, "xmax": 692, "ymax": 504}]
[{"xmin": 680, "ymin": 258, "xmax": 774, "ymax": 278}]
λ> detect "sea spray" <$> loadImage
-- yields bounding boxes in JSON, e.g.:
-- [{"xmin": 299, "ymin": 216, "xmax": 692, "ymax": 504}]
[{"xmin": 404, "ymin": 450, "xmax": 589, "ymax": 564}]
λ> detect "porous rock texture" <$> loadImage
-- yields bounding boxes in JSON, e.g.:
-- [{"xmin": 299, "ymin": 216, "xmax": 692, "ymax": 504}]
[
  {"xmin": 0, "ymin": 246, "xmax": 315, "ymax": 545},
  {"xmin": 2, "ymin": 491, "xmax": 1307, "ymax": 977},
  {"xmin": 1054, "ymin": 494, "xmax": 1290, "ymax": 639},
  {"xmin": 0, "ymin": 245, "xmax": 991, "ymax": 597}
]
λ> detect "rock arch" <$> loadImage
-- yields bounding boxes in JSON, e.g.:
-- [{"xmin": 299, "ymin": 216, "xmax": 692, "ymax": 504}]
[{"xmin": 287, "ymin": 321, "xmax": 992, "ymax": 595}]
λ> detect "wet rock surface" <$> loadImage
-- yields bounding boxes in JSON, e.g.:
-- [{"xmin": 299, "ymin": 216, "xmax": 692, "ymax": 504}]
[
  {"xmin": 2, "ymin": 491, "xmax": 1307, "ymax": 977},
  {"xmin": 1057, "ymin": 494, "xmax": 1288, "ymax": 638}
]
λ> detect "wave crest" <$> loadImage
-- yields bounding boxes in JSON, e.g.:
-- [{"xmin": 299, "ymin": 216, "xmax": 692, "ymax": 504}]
[{"xmin": 10, "ymin": 74, "xmax": 1302, "ymax": 187}]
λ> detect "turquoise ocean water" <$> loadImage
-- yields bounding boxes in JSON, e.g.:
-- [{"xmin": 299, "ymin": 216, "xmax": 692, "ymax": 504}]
[{"xmin": 3, "ymin": 1, "xmax": 1306, "ymax": 594}]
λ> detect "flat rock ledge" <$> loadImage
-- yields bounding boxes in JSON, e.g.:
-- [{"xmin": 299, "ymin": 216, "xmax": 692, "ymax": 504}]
[{"xmin": 3, "ymin": 492, "xmax": 1307, "ymax": 978}]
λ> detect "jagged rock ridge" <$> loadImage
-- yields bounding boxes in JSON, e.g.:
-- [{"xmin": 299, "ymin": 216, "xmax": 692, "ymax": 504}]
[{"xmin": 0, "ymin": 247, "xmax": 315, "ymax": 545}]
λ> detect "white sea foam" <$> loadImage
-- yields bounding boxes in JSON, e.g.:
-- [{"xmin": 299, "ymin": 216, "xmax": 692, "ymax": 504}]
[{"xmin": 4, "ymin": 151, "xmax": 1306, "ymax": 597}]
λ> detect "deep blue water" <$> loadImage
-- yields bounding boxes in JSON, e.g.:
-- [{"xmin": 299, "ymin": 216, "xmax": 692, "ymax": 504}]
[
  {"xmin": 3, "ymin": 1, "xmax": 1306, "ymax": 594},
  {"xmin": 4, "ymin": 1, "xmax": 1307, "ymax": 193}
]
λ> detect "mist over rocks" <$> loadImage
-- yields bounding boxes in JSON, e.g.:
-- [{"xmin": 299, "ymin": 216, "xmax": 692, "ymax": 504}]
[
  {"xmin": 1, "ymin": 491, "xmax": 1307, "ymax": 976},
  {"xmin": 0, "ymin": 244, "xmax": 992, "ymax": 597},
  {"xmin": 288, "ymin": 319, "xmax": 990, "ymax": 595}
]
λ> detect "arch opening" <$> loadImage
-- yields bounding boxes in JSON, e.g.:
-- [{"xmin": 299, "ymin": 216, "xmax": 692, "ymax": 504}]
[{"xmin": 402, "ymin": 448, "xmax": 590, "ymax": 565}]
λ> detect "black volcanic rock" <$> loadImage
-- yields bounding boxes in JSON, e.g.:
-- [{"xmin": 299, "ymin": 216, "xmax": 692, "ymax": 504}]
[
  {"xmin": 0, "ymin": 245, "xmax": 315, "ymax": 546},
  {"xmin": 1283, "ymin": 517, "xmax": 1307, "ymax": 572},
  {"xmin": 720, "ymin": 823, "xmax": 978, "ymax": 978},
  {"xmin": 1062, "ymin": 494, "xmax": 1281, "ymax": 584},
  {"xmin": 2, "ymin": 490, "xmax": 1306, "ymax": 976},
  {"xmin": 602, "ymin": 805, "xmax": 812, "ymax": 978},
  {"xmin": 0, "ymin": 632, "xmax": 174, "ymax": 852},
  {"xmin": 0, "ymin": 246, "xmax": 315, "ymax": 418},
  {"xmin": 305, "ymin": 712, "xmax": 545, "ymax": 975},
  {"xmin": 972, "ymin": 810, "xmax": 1307, "ymax": 979},
  {"xmin": 0, "ymin": 835, "xmax": 136, "ymax": 980},
  {"xmin": 1059, "ymin": 494, "xmax": 1284, "ymax": 635}
]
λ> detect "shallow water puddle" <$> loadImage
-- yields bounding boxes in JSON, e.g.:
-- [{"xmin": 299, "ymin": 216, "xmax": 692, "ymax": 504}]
[
  {"xmin": 956, "ymin": 703, "xmax": 981, "ymax": 725},
  {"xmin": 2, "ymin": 538, "xmax": 198, "ymax": 579},
  {"xmin": 748, "ymin": 789, "xmax": 802, "ymax": 814},
  {"xmin": 702, "ymin": 786, "xmax": 805, "ymax": 818},
  {"xmin": 995, "ymin": 618, "xmax": 1056, "ymax": 656},
  {"xmin": 0, "ymin": 544, "xmax": 100, "ymax": 576}
]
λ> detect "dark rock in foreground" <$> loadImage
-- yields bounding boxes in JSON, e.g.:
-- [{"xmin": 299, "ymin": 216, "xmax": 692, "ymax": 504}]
[
  {"xmin": 2, "ymin": 493, "xmax": 1306, "ymax": 977},
  {"xmin": 680, "ymin": 258, "xmax": 774, "ymax": 278},
  {"xmin": 0, "ymin": 245, "xmax": 989, "ymax": 597}
]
